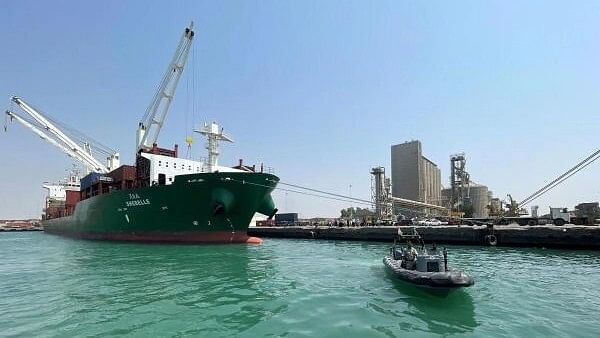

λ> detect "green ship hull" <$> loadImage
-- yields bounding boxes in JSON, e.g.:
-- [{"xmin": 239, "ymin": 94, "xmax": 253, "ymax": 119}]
[{"xmin": 43, "ymin": 172, "xmax": 279, "ymax": 243}]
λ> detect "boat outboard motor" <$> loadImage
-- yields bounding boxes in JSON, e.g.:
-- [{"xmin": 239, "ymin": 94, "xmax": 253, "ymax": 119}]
[{"xmin": 443, "ymin": 248, "xmax": 448, "ymax": 272}]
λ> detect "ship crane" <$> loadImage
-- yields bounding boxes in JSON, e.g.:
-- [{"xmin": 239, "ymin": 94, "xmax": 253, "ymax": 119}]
[
  {"xmin": 5, "ymin": 96, "xmax": 120, "ymax": 174},
  {"xmin": 136, "ymin": 22, "xmax": 195, "ymax": 153}
]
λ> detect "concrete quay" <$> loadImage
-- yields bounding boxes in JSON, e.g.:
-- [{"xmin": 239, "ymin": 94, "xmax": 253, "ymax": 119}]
[
  {"xmin": 0, "ymin": 227, "xmax": 43, "ymax": 232},
  {"xmin": 249, "ymin": 225, "xmax": 600, "ymax": 249}
]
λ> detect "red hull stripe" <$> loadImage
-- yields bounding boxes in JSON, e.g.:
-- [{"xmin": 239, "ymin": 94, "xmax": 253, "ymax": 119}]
[{"xmin": 44, "ymin": 229, "xmax": 263, "ymax": 244}]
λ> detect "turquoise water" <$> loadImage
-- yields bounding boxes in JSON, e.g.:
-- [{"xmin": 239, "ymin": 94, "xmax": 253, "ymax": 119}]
[{"xmin": 1, "ymin": 233, "xmax": 599, "ymax": 337}]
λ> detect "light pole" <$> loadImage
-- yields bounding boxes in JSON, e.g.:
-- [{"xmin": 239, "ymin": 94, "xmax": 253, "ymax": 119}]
[{"xmin": 349, "ymin": 184, "xmax": 353, "ymax": 222}]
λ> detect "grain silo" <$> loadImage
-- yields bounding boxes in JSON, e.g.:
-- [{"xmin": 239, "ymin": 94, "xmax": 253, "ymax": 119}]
[{"xmin": 469, "ymin": 184, "xmax": 490, "ymax": 218}]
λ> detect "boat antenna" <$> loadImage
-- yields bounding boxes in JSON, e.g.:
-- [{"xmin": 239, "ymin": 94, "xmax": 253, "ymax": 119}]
[{"xmin": 443, "ymin": 248, "xmax": 448, "ymax": 271}]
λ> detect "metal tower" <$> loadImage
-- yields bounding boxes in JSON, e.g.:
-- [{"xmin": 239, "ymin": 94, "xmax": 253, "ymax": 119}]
[
  {"xmin": 370, "ymin": 167, "xmax": 393, "ymax": 221},
  {"xmin": 450, "ymin": 153, "xmax": 471, "ymax": 212}
]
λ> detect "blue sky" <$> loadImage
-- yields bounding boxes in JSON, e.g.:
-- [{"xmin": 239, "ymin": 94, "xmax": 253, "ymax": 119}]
[{"xmin": 1, "ymin": 1, "xmax": 598, "ymax": 219}]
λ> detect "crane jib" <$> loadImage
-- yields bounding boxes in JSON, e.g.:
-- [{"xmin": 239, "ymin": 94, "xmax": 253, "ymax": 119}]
[
  {"xmin": 136, "ymin": 23, "xmax": 195, "ymax": 153},
  {"xmin": 6, "ymin": 97, "xmax": 120, "ymax": 173}
]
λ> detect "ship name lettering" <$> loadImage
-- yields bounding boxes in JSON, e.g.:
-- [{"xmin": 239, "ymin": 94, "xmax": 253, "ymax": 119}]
[{"xmin": 125, "ymin": 199, "xmax": 151, "ymax": 207}]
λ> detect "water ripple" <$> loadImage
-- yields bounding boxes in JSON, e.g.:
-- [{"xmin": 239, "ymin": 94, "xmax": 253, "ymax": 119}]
[{"xmin": 1, "ymin": 233, "xmax": 600, "ymax": 337}]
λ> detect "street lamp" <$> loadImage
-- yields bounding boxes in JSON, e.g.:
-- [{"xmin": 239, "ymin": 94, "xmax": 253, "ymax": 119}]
[{"xmin": 349, "ymin": 184, "xmax": 353, "ymax": 221}]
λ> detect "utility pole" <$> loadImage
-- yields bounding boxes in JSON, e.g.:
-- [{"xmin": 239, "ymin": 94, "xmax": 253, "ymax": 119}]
[{"xmin": 349, "ymin": 184, "xmax": 353, "ymax": 221}]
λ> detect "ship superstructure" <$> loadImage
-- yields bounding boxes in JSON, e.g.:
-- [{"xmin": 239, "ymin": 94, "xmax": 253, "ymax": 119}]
[{"xmin": 42, "ymin": 168, "xmax": 81, "ymax": 219}]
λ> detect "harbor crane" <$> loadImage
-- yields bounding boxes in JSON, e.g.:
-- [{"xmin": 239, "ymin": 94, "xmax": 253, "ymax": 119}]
[
  {"xmin": 5, "ymin": 96, "xmax": 120, "ymax": 174},
  {"xmin": 136, "ymin": 22, "xmax": 195, "ymax": 153}
]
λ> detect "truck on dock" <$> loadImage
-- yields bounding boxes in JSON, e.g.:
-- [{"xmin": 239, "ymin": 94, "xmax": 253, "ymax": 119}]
[{"xmin": 488, "ymin": 207, "xmax": 589, "ymax": 226}]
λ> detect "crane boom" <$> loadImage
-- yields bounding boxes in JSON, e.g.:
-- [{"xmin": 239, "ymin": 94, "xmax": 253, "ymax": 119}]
[
  {"xmin": 136, "ymin": 23, "xmax": 195, "ymax": 153},
  {"xmin": 6, "ymin": 97, "xmax": 119, "ymax": 173},
  {"xmin": 5, "ymin": 110, "xmax": 82, "ymax": 161}
]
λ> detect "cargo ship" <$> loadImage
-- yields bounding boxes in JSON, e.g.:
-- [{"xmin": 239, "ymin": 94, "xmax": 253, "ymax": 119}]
[
  {"xmin": 5, "ymin": 23, "xmax": 279, "ymax": 243},
  {"xmin": 43, "ymin": 159, "xmax": 279, "ymax": 243}
]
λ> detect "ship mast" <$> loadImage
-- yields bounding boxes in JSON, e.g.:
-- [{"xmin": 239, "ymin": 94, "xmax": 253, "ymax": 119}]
[
  {"xmin": 195, "ymin": 122, "xmax": 233, "ymax": 172},
  {"xmin": 136, "ymin": 22, "xmax": 195, "ymax": 154}
]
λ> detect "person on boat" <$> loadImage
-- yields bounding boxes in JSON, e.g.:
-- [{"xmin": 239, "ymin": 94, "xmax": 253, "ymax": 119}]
[
  {"xmin": 429, "ymin": 243, "xmax": 438, "ymax": 254},
  {"xmin": 407, "ymin": 241, "xmax": 418, "ymax": 256},
  {"xmin": 404, "ymin": 241, "xmax": 418, "ymax": 270}
]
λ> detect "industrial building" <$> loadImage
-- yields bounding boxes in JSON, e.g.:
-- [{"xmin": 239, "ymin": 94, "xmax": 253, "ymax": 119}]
[
  {"xmin": 391, "ymin": 141, "xmax": 442, "ymax": 205},
  {"xmin": 442, "ymin": 184, "xmax": 491, "ymax": 218}
]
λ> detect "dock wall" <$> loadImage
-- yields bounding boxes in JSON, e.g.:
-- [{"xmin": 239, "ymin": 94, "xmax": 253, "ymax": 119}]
[{"xmin": 248, "ymin": 225, "xmax": 600, "ymax": 249}]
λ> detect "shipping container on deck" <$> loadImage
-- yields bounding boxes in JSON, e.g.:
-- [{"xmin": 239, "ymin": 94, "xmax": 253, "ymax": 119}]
[
  {"xmin": 65, "ymin": 190, "xmax": 81, "ymax": 216},
  {"xmin": 80, "ymin": 172, "xmax": 113, "ymax": 190},
  {"xmin": 108, "ymin": 165, "xmax": 136, "ymax": 190},
  {"xmin": 80, "ymin": 172, "xmax": 114, "ymax": 200},
  {"xmin": 44, "ymin": 200, "xmax": 66, "ymax": 220},
  {"xmin": 65, "ymin": 190, "xmax": 80, "ymax": 205}
]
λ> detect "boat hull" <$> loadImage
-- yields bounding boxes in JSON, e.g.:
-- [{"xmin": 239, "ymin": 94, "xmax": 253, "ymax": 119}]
[
  {"xmin": 383, "ymin": 256, "xmax": 474, "ymax": 290},
  {"xmin": 43, "ymin": 172, "xmax": 279, "ymax": 244}
]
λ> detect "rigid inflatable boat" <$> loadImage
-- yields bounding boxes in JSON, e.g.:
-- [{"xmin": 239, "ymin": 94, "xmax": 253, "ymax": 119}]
[{"xmin": 384, "ymin": 229, "xmax": 474, "ymax": 291}]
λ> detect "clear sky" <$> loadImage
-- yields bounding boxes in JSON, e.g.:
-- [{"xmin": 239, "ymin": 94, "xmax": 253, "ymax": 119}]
[{"xmin": 1, "ymin": 1, "xmax": 598, "ymax": 219}]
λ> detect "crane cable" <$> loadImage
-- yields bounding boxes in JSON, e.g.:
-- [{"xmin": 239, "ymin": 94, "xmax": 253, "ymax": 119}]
[
  {"xmin": 224, "ymin": 177, "xmax": 428, "ymax": 215},
  {"xmin": 519, "ymin": 149, "xmax": 600, "ymax": 206},
  {"xmin": 236, "ymin": 178, "xmax": 375, "ymax": 206},
  {"xmin": 275, "ymin": 182, "xmax": 427, "ymax": 215},
  {"xmin": 192, "ymin": 39, "xmax": 196, "ymax": 131},
  {"xmin": 276, "ymin": 181, "xmax": 374, "ymax": 205},
  {"xmin": 274, "ymin": 181, "xmax": 429, "ymax": 214},
  {"xmin": 519, "ymin": 152, "xmax": 600, "ymax": 207},
  {"xmin": 44, "ymin": 113, "xmax": 117, "ymax": 155},
  {"xmin": 10, "ymin": 100, "xmax": 118, "ymax": 156},
  {"xmin": 4, "ymin": 100, "xmax": 14, "ymax": 132},
  {"xmin": 519, "ymin": 148, "xmax": 600, "ymax": 207}
]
